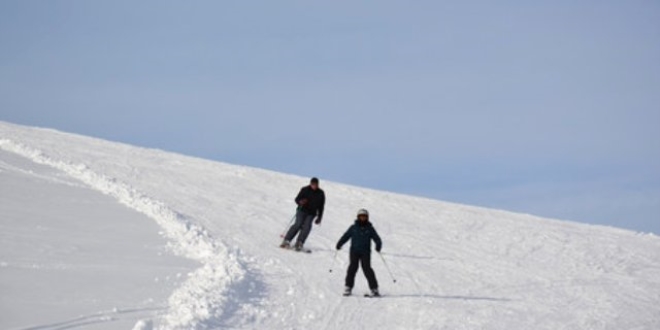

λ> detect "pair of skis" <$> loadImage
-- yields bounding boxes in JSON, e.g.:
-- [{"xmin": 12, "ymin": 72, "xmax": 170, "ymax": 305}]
[
  {"xmin": 344, "ymin": 292, "xmax": 382, "ymax": 298},
  {"xmin": 280, "ymin": 245, "xmax": 312, "ymax": 254}
]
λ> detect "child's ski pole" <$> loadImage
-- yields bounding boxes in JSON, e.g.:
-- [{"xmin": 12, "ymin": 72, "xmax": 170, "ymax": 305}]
[
  {"xmin": 378, "ymin": 252, "xmax": 397, "ymax": 283},
  {"xmin": 329, "ymin": 250, "xmax": 339, "ymax": 273}
]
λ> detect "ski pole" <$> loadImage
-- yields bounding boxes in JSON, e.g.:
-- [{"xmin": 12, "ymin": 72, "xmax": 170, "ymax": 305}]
[
  {"xmin": 378, "ymin": 252, "xmax": 397, "ymax": 283},
  {"xmin": 279, "ymin": 213, "xmax": 297, "ymax": 238},
  {"xmin": 329, "ymin": 250, "xmax": 338, "ymax": 273}
]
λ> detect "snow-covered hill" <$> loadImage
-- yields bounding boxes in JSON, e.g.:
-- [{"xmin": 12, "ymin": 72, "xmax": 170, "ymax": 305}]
[{"xmin": 1, "ymin": 121, "xmax": 659, "ymax": 330}]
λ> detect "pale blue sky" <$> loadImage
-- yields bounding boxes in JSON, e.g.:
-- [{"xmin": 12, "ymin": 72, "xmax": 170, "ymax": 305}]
[{"xmin": 1, "ymin": 1, "xmax": 659, "ymax": 233}]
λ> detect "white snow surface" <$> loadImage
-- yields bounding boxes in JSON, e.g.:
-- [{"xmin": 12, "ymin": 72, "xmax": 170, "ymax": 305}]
[{"xmin": 1, "ymin": 121, "xmax": 659, "ymax": 330}]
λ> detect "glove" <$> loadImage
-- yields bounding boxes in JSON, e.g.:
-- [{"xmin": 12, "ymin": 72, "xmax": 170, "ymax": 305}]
[
  {"xmin": 298, "ymin": 198, "xmax": 308, "ymax": 206},
  {"xmin": 336, "ymin": 244, "xmax": 342, "ymax": 250},
  {"xmin": 315, "ymin": 216, "xmax": 322, "ymax": 225},
  {"xmin": 376, "ymin": 246, "xmax": 381, "ymax": 253}
]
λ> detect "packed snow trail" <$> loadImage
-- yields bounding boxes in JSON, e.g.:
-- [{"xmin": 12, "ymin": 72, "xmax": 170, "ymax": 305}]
[
  {"xmin": 0, "ymin": 148, "xmax": 196, "ymax": 329},
  {"xmin": 2, "ymin": 121, "xmax": 660, "ymax": 329},
  {"xmin": 0, "ymin": 137, "xmax": 253, "ymax": 329}
]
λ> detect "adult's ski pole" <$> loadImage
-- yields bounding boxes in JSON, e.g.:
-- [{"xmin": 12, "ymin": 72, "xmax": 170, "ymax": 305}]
[{"xmin": 279, "ymin": 213, "xmax": 297, "ymax": 238}]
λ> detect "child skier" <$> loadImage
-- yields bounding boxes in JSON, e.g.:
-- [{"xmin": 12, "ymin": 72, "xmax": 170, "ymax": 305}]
[{"xmin": 336, "ymin": 208, "xmax": 382, "ymax": 297}]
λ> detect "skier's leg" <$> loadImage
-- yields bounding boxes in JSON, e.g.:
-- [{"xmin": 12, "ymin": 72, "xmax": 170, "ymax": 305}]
[
  {"xmin": 344, "ymin": 252, "xmax": 360, "ymax": 289},
  {"xmin": 361, "ymin": 253, "xmax": 379, "ymax": 290},
  {"xmin": 283, "ymin": 210, "xmax": 305, "ymax": 242},
  {"xmin": 296, "ymin": 214, "xmax": 315, "ymax": 245}
]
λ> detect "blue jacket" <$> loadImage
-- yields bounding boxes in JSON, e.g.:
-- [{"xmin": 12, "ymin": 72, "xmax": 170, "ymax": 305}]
[{"xmin": 336, "ymin": 220, "xmax": 382, "ymax": 255}]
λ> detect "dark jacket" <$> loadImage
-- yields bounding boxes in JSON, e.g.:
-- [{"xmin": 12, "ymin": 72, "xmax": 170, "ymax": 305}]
[
  {"xmin": 336, "ymin": 220, "xmax": 382, "ymax": 255},
  {"xmin": 295, "ymin": 185, "xmax": 325, "ymax": 218}
]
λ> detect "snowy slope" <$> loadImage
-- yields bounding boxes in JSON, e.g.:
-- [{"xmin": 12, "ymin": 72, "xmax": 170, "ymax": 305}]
[
  {"xmin": 0, "ymin": 149, "xmax": 198, "ymax": 329},
  {"xmin": 1, "ymin": 121, "xmax": 659, "ymax": 330}
]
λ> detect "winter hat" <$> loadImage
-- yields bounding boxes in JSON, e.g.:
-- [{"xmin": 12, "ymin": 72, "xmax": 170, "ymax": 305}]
[
  {"xmin": 310, "ymin": 177, "xmax": 319, "ymax": 184},
  {"xmin": 357, "ymin": 209, "xmax": 369, "ymax": 217}
]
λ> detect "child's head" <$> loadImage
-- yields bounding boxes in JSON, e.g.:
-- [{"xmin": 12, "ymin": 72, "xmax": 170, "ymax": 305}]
[{"xmin": 357, "ymin": 209, "xmax": 369, "ymax": 221}]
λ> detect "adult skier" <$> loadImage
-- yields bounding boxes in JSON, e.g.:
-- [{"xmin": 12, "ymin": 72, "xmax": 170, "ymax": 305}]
[
  {"xmin": 336, "ymin": 208, "xmax": 382, "ymax": 297},
  {"xmin": 280, "ymin": 177, "xmax": 326, "ymax": 251}
]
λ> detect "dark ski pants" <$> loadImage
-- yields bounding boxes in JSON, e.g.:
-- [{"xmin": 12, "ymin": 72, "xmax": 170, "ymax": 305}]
[
  {"xmin": 284, "ymin": 210, "xmax": 315, "ymax": 244},
  {"xmin": 345, "ymin": 251, "xmax": 379, "ymax": 290}
]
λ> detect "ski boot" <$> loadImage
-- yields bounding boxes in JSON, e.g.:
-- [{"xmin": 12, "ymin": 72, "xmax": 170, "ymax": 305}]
[
  {"xmin": 343, "ymin": 287, "xmax": 352, "ymax": 296},
  {"xmin": 368, "ymin": 288, "xmax": 380, "ymax": 297}
]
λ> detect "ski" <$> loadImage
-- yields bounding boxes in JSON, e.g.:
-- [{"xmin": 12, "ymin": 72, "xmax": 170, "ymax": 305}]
[{"xmin": 279, "ymin": 245, "xmax": 312, "ymax": 253}]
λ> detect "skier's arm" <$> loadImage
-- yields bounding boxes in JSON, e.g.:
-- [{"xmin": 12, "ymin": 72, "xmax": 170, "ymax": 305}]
[
  {"xmin": 336, "ymin": 227, "xmax": 352, "ymax": 250},
  {"xmin": 316, "ymin": 192, "xmax": 326, "ymax": 222},
  {"xmin": 295, "ymin": 188, "xmax": 307, "ymax": 206},
  {"xmin": 372, "ymin": 228, "xmax": 382, "ymax": 252}
]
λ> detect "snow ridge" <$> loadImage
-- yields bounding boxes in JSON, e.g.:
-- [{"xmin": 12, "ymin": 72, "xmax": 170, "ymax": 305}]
[{"xmin": 0, "ymin": 139, "xmax": 246, "ymax": 329}]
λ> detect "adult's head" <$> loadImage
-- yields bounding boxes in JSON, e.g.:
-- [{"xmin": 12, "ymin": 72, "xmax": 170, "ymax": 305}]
[{"xmin": 310, "ymin": 177, "xmax": 319, "ymax": 190}]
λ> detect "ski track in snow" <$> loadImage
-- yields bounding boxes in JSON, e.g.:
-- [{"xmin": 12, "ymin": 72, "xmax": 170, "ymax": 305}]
[
  {"xmin": 18, "ymin": 307, "xmax": 165, "ymax": 330},
  {"xmin": 0, "ymin": 138, "xmax": 253, "ymax": 329}
]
